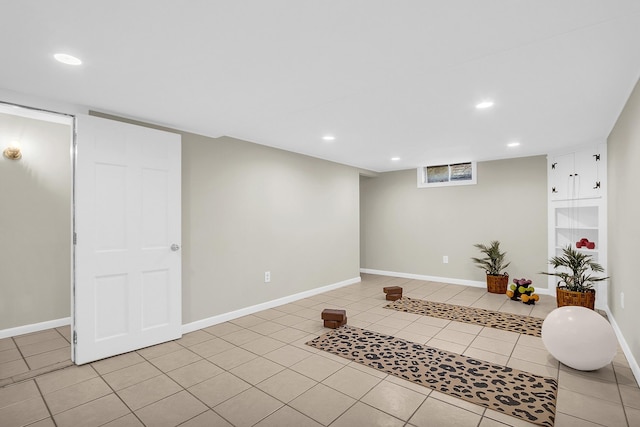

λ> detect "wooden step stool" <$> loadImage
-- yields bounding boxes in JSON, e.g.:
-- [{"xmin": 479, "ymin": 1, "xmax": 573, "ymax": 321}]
[
  {"xmin": 383, "ymin": 286, "xmax": 403, "ymax": 301},
  {"xmin": 321, "ymin": 309, "xmax": 347, "ymax": 328}
]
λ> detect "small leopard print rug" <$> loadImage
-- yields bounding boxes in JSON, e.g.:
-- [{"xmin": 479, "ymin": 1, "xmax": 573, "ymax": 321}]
[
  {"xmin": 307, "ymin": 326, "xmax": 557, "ymax": 427},
  {"xmin": 384, "ymin": 297, "xmax": 544, "ymax": 337}
]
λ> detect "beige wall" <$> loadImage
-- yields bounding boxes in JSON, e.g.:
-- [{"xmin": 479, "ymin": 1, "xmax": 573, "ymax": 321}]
[
  {"xmin": 181, "ymin": 133, "xmax": 360, "ymax": 323},
  {"xmin": 360, "ymin": 156, "xmax": 548, "ymax": 287},
  {"xmin": 0, "ymin": 113, "xmax": 72, "ymax": 329},
  {"xmin": 608, "ymin": 77, "xmax": 640, "ymax": 364}
]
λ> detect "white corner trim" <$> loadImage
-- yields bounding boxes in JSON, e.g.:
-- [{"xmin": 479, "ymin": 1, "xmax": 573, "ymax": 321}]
[
  {"xmin": 182, "ymin": 276, "xmax": 361, "ymax": 334},
  {"xmin": 360, "ymin": 268, "xmax": 486, "ymax": 288},
  {"xmin": 360, "ymin": 268, "xmax": 556, "ymax": 296},
  {"xmin": 0, "ymin": 317, "xmax": 71, "ymax": 339},
  {"xmin": 604, "ymin": 306, "xmax": 640, "ymax": 387}
]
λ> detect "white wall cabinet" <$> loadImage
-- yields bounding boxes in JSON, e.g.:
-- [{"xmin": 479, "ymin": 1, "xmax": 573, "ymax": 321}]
[
  {"xmin": 549, "ymin": 143, "xmax": 605, "ymax": 201},
  {"xmin": 547, "ymin": 143, "xmax": 607, "ymax": 308}
]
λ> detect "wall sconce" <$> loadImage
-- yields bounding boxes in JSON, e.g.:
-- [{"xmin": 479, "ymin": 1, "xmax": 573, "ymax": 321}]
[{"xmin": 3, "ymin": 141, "xmax": 22, "ymax": 160}]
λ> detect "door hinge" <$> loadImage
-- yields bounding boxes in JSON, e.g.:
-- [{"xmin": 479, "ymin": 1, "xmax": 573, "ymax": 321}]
[
  {"xmin": 593, "ymin": 181, "xmax": 601, "ymax": 189},
  {"xmin": 593, "ymin": 154, "xmax": 601, "ymax": 161},
  {"xmin": 73, "ymin": 232, "xmax": 77, "ymax": 245},
  {"xmin": 73, "ymin": 331, "xmax": 77, "ymax": 344}
]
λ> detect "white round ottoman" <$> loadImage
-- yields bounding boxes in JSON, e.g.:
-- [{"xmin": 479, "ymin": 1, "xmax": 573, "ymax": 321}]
[{"xmin": 541, "ymin": 306, "xmax": 617, "ymax": 371}]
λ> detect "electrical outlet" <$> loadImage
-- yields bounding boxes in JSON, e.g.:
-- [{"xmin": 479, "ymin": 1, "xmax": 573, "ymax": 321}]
[
  {"xmin": 264, "ymin": 271, "xmax": 271, "ymax": 283},
  {"xmin": 443, "ymin": 256, "xmax": 448, "ymax": 264},
  {"xmin": 621, "ymin": 292, "xmax": 624, "ymax": 309}
]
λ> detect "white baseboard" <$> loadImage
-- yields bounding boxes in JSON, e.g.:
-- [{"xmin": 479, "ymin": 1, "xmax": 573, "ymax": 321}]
[
  {"xmin": 604, "ymin": 306, "xmax": 640, "ymax": 388},
  {"xmin": 182, "ymin": 276, "xmax": 361, "ymax": 334},
  {"xmin": 360, "ymin": 268, "xmax": 557, "ymax": 296},
  {"xmin": 0, "ymin": 317, "xmax": 71, "ymax": 339},
  {"xmin": 360, "ymin": 268, "xmax": 486, "ymax": 288}
]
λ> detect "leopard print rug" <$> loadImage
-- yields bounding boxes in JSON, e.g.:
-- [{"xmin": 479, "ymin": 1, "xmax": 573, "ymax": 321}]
[
  {"xmin": 307, "ymin": 326, "xmax": 557, "ymax": 426},
  {"xmin": 384, "ymin": 297, "xmax": 543, "ymax": 337}
]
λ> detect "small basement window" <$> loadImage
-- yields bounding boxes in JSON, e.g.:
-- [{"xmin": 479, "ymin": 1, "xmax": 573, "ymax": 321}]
[{"xmin": 417, "ymin": 162, "xmax": 477, "ymax": 188}]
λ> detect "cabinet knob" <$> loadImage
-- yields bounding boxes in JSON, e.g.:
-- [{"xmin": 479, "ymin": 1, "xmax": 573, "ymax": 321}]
[{"xmin": 593, "ymin": 181, "xmax": 601, "ymax": 190}]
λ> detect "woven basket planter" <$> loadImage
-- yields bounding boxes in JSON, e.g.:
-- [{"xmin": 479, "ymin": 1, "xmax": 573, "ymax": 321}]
[
  {"xmin": 556, "ymin": 287, "xmax": 596, "ymax": 310},
  {"xmin": 486, "ymin": 274, "xmax": 509, "ymax": 294}
]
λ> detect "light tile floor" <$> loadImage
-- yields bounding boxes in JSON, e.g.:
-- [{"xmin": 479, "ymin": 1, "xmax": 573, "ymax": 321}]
[
  {"xmin": 1, "ymin": 274, "xmax": 639, "ymax": 426},
  {"xmin": 0, "ymin": 326, "xmax": 73, "ymax": 387}
]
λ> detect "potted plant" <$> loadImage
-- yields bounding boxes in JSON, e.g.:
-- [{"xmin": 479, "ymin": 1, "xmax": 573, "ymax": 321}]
[
  {"xmin": 472, "ymin": 240, "xmax": 510, "ymax": 294},
  {"xmin": 541, "ymin": 245, "xmax": 608, "ymax": 310}
]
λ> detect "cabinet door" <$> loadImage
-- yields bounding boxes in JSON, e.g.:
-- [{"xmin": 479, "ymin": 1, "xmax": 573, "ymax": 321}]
[
  {"xmin": 574, "ymin": 149, "xmax": 601, "ymax": 199},
  {"xmin": 550, "ymin": 153, "xmax": 575, "ymax": 201}
]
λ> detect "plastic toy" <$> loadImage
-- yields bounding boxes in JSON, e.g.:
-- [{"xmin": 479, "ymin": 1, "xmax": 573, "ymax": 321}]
[{"xmin": 506, "ymin": 278, "xmax": 540, "ymax": 304}]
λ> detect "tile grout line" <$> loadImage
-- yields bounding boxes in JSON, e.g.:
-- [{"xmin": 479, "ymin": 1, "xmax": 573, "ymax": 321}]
[
  {"xmin": 555, "ymin": 409, "xmax": 609, "ymax": 427},
  {"xmin": 11, "ymin": 335, "xmax": 28, "ymax": 369},
  {"xmin": 94, "ymin": 360, "xmax": 165, "ymax": 427},
  {"xmin": 2, "ymin": 329, "xmax": 75, "ymax": 384},
  {"xmin": 1, "ymin": 360, "xmax": 75, "ymax": 389},
  {"xmin": 613, "ymin": 367, "xmax": 632, "ymax": 427},
  {"xmin": 173, "ymin": 364, "xmax": 246, "ymax": 426},
  {"xmin": 33, "ymin": 377, "xmax": 58, "ymax": 427},
  {"xmin": 35, "ymin": 364, "xmax": 130, "ymax": 424}
]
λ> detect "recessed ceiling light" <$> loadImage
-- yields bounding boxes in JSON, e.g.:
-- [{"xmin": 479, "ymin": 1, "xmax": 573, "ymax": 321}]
[
  {"xmin": 391, "ymin": 157, "xmax": 401, "ymax": 161},
  {"xmin": 322, "ymin": 135, "xmax": 335, "ymax": 141},
  {"xmin": 54, "ymin": 53, "xmax": 82, "ymax": 65},
  {"xmin": 475, "ymin": 100, "xmax": 494, "ymax": 109},
  {"xmin": 507, "ymin": 142, "xmax": 521, "ymax": 147}
]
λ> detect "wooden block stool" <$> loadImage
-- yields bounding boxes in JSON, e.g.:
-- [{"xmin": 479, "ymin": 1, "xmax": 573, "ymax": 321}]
[
  {"xmin": 383, "ymin": 286, "xmax": 403, "ymax": 301},
  {"xmin": 321, "ymin": 309, "xmax": 347, "ymax": 329}
]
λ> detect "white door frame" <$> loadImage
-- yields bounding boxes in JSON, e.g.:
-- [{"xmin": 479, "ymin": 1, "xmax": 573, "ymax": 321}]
[
  {"xmin": 0, "ymin": 101, "xmax": 74, "ymax": 339},
  {"xmin": 0, "ymin": 101, "xmax": 182, "ymax": 364}
]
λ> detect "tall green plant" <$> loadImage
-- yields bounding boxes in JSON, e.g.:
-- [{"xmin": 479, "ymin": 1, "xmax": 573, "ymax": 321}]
[
  {"xmin": 542, "ymin": 245, "xmax": 607, "ymax": 292},
  {"xmin": 471, "ymin": 240, "xmax": 510, "ymax": 276}
]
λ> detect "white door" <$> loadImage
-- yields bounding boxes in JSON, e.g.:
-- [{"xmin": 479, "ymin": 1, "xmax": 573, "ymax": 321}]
[{"xmin": 73, "ymin": 115, "xmax": 182, "ymax": 365}]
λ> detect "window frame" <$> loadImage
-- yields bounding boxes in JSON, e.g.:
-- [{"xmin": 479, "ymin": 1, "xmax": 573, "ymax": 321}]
[{"xmin": 417, "ymin": 161, "xmax": 477, "ymax": 188}]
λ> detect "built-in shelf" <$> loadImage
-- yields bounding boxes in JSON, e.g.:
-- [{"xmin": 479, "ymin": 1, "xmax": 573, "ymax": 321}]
[
  {"xmin": 548, "ymin": 143, "xmax": 607, "ymax": 307},
  {"xmin": 555, "ymin": 206, "xmax": 598, "ymax": 228},
  {"xmin": 554, "ymin": 245, "xmax": 598, "ymax": 251},
  {"xmin": 555, "ymin": 226, "xmax": 598, "ymax": 230}
]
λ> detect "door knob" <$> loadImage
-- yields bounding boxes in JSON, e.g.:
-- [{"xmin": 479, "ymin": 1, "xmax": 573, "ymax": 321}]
[{"xmin": 171, "ymin": 244, "xmax": 181, "ymax": 252}]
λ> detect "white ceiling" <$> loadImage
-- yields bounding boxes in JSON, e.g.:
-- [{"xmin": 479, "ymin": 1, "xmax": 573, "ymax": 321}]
[{"xmin": 2, "ymin": 1, "xmax": 640, "ymax": 172}]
